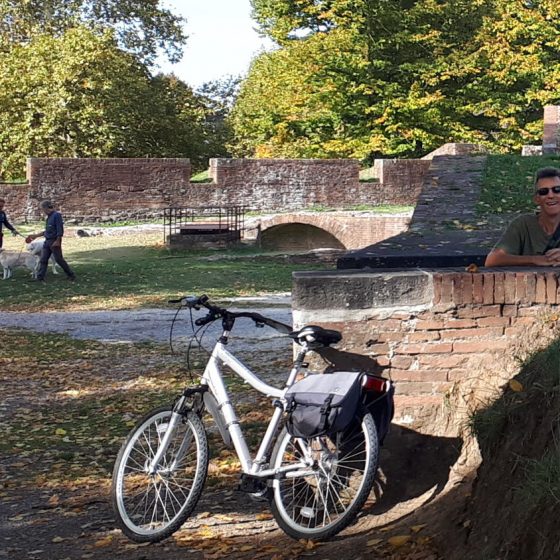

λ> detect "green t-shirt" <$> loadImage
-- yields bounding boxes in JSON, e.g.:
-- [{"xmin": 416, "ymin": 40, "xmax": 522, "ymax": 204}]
[{"xmin": 494, "ymin": 213, "xmax": 560, "ymax": 255}]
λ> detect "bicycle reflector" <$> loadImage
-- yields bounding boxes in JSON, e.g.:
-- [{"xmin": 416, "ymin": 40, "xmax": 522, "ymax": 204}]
[{"xmin": 362, "ymin": 374, "xmax": 388, "ymax": 393}]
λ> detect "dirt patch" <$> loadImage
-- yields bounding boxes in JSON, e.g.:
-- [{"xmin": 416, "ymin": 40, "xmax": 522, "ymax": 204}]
[{"xmin": 0, "ymin": 328, "xmax": 454, "ymax": 560}]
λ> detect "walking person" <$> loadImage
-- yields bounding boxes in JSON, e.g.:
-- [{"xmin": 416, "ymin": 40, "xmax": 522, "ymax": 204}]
[
  {"xmin": 0, "ymin": 198, "xmax": 21, "ymax": 248},
  {"xmin": 26, "ymin": 200, "xmax": 76, "ymax": 282}
]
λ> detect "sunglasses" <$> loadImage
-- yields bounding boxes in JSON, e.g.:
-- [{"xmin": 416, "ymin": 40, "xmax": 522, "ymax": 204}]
[{"xmin": 536, "ymin": 186, "xmax": 560, "ymax": 196}]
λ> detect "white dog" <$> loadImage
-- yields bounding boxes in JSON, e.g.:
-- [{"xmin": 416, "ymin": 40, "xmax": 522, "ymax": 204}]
[
  {"xmin": 26, "ymin": 239, "xmax": 61, "ymax": 276},
  {"xmin": 0, "ymin": 249, "xmax": 39, "ymax": 279}
]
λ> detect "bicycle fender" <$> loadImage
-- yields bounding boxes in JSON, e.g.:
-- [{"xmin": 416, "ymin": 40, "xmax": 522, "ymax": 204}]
[{"xmin": 203, "ymin": 393, "xmax": 233, "ymax": 448}]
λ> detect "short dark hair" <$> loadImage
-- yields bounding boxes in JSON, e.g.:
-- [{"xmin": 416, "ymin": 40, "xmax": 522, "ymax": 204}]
[
  {"xmin": 534, "ymin": 167, "xmax": 560, "ymax": 188},
  {"xmin": 40, "ymin": 199, "xmax": 54, "ymax": 210}
]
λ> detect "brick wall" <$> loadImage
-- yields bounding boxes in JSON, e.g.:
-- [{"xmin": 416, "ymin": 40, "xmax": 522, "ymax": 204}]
[
  {"xmin": 209, "ymin": 158, "xmax": 377, "ymax": 210},
  {"xmin": 26, "ymin": 157, "xmax": 191, "ymax": 221},
  {"xmin": 292, "ymin": 268, "xmax": 560, "ymax": 434},
  {"xmin": 1, "ymin": 155, "xmax": 435, "ymax": 222},
  {"xmin": 543, "ymin": 105, "xmax": 560, "ymax": 154},
  {"xmin": 0, "ymin": 183, "xmax": 31, "ymax": 220},
  {"xmin": 372, "ymin": 159, "xmax": 430, "ymax": 205}
]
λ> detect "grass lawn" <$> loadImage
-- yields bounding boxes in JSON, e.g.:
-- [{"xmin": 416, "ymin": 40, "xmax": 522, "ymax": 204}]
[
  {"xmin": 0, "ymin": 230, "xmax": 329, "ymax": 311},
  {"xmin": 478, "ymin": 154, "xmax": 560, "ymax": 215}
]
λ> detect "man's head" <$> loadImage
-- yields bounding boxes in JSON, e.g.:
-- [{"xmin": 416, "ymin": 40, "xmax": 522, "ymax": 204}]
[
  {"xmin": 39, "ymin": 200, "xmax": 54, "ymax": 215},
  {"xmin": 534, "ymin": 167, "xmax": 560, "ymax": 217}
]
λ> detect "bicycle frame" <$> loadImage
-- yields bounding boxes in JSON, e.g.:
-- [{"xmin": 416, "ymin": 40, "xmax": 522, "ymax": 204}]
[{"xmin": 200, "ymin": 334, "xmax": 309, "ymax": 477}]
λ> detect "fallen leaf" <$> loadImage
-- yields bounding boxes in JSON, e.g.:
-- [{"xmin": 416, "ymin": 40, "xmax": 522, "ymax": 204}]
[
  {"xmin": 388, "ymin": 535, "xmax": 411, "ymax": 548},
  {"xmin": 367, "ymin": 538, "xmax": 383, "ymax": 547},
  {"xmin": 52, "ymin": 536, "xmax": 65, "ymax": 543},
  {"xmin": 509, "ymin": 379, "xmax": 524, "ymax": 392},
  {"xmin": 411, "ymin": 524, "xmax": 427, "ymax": 533}
]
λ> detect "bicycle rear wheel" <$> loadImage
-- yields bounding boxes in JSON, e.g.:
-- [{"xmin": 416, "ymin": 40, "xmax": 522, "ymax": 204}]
[
  {"xmin": 270, "ymin": 412, "xmax": 378, "ymax": 541},
  {"xmin": 111, "ymin": 406, "xmax": 208, "ymax": 542}
]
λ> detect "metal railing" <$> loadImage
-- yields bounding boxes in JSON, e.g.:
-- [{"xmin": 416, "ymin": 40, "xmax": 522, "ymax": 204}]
[{"xmin": 164, "ymin": 206, "xmax": 245, "ymax": 246}]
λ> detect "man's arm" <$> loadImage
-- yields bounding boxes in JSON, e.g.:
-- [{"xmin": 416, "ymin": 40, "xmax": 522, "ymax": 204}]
[
  {"xmin": 50, "ymin": 213, "xmax": 64, "ymax": 247},
  {"xmin": 485, "ymin": 248, "xmax": 559, "ymax": 267}
]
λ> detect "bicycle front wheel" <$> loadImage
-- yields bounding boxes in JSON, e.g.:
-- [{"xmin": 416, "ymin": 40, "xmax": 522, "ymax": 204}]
[
  {"xmin": 270, "ymin": 412, "xmax": 378, "ymax": 541},
  {"xmin": 111, "ymin": 406, "xmax": 208, "ymax": 542}
]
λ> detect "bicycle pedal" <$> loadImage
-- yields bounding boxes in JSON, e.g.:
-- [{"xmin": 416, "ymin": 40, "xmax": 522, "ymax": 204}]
[{"xmin": 238, "ymin": 474, "xmax": 268, "ymax": 497}]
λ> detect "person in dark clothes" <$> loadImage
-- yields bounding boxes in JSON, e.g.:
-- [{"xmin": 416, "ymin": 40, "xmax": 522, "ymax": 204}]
[
  {"xmin": 25, "ymin": 200, "xmax": 76, "ymax": 282},
  {"xmin": 0, "ymin": 198, "xmax": 21, "ymax": 248}
]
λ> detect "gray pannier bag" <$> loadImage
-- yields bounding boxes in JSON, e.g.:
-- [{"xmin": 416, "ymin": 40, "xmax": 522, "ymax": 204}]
[{"xmin": 284, "ymin": 371, "xmax": 363, "ymax": 438}]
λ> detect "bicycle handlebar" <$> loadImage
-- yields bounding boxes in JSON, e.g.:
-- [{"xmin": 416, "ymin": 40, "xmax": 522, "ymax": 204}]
[{"xmin": 169, "ymin": 294, "xmax": 292, "ymax": 334}]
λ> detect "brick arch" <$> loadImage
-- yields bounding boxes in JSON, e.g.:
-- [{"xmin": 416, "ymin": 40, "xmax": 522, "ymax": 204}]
[{"xmin": 258, "ymin": 214, "xmax": 349, "ymax": 250}]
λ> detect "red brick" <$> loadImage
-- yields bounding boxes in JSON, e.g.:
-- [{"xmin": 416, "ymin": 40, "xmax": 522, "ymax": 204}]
[
  {"xmin": 482, "ymin": 273, "xmax": 495, "ymax": 304},
  {"xmin": 536, "ymin": 274, "xmax": 547, "ymax": 303},
  {"xmin": 512, "ymin": 316, "xmax": 537, "ymax": 326},
  {"xmin": 407, "ymin": 331, "xmax": 441, "ymax": 342},
  {"xmin": 415, "ymin": 319, "xmax": 444, "ymax": 330},
  {"xmin": 389, "ymin": 369, "xmax": 449, "ymax": 382},
  {"xmin": 453, "ymin": 340, "xmax": 509, "ymax": 353},
  {"xmin": 456, "ymin": 305, "xmax": 502, "ymax": 319},
  {"xmin": 440, "ymin": 327, "xmax": 505, "ymax": 340},
  {"xmin": 494, "ymin": 272, "xmax": 505, "ymax": 303},
  {"xmin": 376, "ymin": 332, "xmax": 406, "ymax": 342},
  {"xmin": 418, "ymin": 354, "xmax": 468, "ymax": 368},
  {"xmin": 546, "ymin": 272, "xmax": 558, "ymax": 304},
  {"xmin": 394, "ymin": 381, "xmax": 444, "ymax": 395},
  {"xmin": 389, "ymin": 356, "xmax": 415, "ymax": 369},
  {"xmin": 440, "ymin": 275, "xmax": 453, "ymax": 303},
  {"xmin": 397, "ymin": 342, "xmax": 453, "ymax": 354},
  {"xmin": 393, "ymin": 394, "xmax": 443, "ymax": 408},
  {"xmin": 515, "ymin": 273, "xmax": 527, "ymax": 303},
  {"xmin": 502, "ymin": 304, "xmax": 519, "ymax": 317},
  {"xmin": 476, "ymin": 317, "xmax": 510, "ymax": 327},
  {"xmin": 459, "ymin": 274, "xmax": 474, "ymax": 304},
  {"xmin": 504, "ymin": 272, "xmax": 517, "ymax": 303},
  {"xmin": 440, "ymin": 318, "xmax": 477, "ymax": 329},
  {"xmin": 518, "ymin": 306, "xmax": 547, "ymax": 317},
  {"xmin": 525, "ymin": 272, "xmax": 537, "ymax": 302},
  {"xmin": 472, "ymin": 274, "xmax": 484, "ymax": 304},
  {"xmin": 363, "ymin": 343, "xmax": 389, "ymax": 355},
  {"xmin": 390, "ymin": 312, "xmax": 414, "ymax": 320}
]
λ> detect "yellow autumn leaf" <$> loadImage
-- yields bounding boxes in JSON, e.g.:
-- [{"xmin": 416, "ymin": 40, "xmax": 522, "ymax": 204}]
[
  {"xmin": 367, "ymin": 538, "xmax": 383, "ymax": 547},
  {"xmin": 388, "ymin": 535, "xmax": 411, "ymax": 548},
  {"xmin": 411, "ymin": 524, "xmax": 427, "ymax": 533},
  {"xmin": 509, "ymin": 379, "xmax": 524, "ymax": 392},
  {"xmin": 93, "ymin": 536, "xmax": 113, "ymax": 548},
  {"xmin": 55, "ymin": 428, "xmax": 67, "ymax": 436}
]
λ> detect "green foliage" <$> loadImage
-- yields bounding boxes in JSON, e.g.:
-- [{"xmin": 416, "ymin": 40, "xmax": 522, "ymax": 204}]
[
  {"xmin": 0, "ymin": 27, "xmax": 224, "ymax": 178},
  {"xmin": 519, "ymin": 445, "xmax": 560, "ymax": 507},
  {"xmin": 0, "ymin": 0, "xmax": 186, "ymax": 64},
  {"xmin": 240, "ymin": 1, "xmax": 560, "ymax": 160},
  {"xmin": 478, "ymin": 154, "xmax": 560, "ymax": 215}
]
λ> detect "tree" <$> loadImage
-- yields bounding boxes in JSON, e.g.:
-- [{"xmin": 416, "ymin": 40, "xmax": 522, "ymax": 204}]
[
  {"xmin": 239, "ymin": 0, "xmax": 560, "ymax": 160},
  {"xmin": 0, "ymin": 0, "xmax": 186, "ymax": 64},
  {"xmin": 0, "ymin": 27, "xmax": 209, "ymax": 178}
]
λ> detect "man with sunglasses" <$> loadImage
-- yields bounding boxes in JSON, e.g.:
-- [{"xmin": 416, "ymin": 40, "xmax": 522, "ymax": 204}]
[{"xmin": 486, "ymin": 167, "xmax": 560, "ymax": 266}]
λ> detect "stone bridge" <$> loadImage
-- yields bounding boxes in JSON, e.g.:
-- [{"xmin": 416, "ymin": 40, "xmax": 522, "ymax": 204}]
[{"xmin": 246, "ymin": 211, "xmax": 411, "ymax": 250}]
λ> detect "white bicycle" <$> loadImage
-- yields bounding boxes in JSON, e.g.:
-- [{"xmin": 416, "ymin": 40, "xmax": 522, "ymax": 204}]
[{"xmin": 111, "ymin": 295, "xmax": 392, "ymax": 542}]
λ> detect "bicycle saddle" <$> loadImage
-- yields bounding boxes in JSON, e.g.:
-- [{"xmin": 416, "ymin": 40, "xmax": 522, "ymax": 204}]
[{"xmin": 290, "ymin": 325, "xmax": 342, "ymax": 347}]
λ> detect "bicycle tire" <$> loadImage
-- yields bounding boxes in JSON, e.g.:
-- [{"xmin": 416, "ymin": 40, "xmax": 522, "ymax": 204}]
[
  {"xmin": 111, "ymin": 406, "xmax": 208, "ymax": 543},
  {"xmin": 269, "ymin": 412, "xmax": 378, "ymax": 541}
]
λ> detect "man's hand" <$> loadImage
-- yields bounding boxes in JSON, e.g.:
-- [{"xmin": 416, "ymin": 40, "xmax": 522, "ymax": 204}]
[
  {"xmin": 544, "ymin": 248, "xmax": 560, "ymax": 264},
  {"xmin": 11, "ymin": 230, "xmax": 19, "ymax": 237}
]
